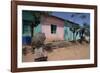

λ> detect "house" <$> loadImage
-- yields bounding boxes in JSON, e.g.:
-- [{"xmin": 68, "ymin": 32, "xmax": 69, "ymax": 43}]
[{"xmin": 22, "ymin": 11, "xmax": 80, "ymax": 45}]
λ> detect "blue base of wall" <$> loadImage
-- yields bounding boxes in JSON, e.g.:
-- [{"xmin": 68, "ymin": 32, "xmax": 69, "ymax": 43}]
[{"xmin": 22, "ymin": 36, "xmax": 32, "ymax": 45}]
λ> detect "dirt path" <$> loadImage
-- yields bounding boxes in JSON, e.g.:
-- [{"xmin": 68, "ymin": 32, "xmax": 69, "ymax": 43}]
[
  {"xmin": 22, "ymin": 43, "xmax": 89, "ymax": 62},
  {"xmin": 48, "ymin": 44, "xmax": 90, "ymax": 61}
]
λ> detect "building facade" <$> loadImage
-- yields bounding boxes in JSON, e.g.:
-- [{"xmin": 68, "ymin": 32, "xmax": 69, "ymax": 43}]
[{"xmin": 22, "ymin": 11, "xmax": 80, "ymax": 45}]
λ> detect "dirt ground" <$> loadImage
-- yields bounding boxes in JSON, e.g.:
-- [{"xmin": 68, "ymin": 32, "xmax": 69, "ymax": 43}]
[{"xmin": 22, "ymin": 41, "xmax": 90, "ymax": 62}]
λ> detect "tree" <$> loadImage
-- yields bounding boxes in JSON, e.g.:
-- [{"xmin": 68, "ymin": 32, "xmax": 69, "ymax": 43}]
[
  {"xmin": 78, "ymin": 22, "xmax": 90, "ymax": 43},
  {"xmin": 31, "ymin": 11, "xmax": 41, "ymax": 38},
  {"xmin": 83, "ymin": 23, "xmax": 90, "ymax": 36},
  {"xmin": 79, "ymin": 14, "xmax": 90, "ymax": 42},
  {"xmin": 70, "ymin": 24, "xmax": 80, "ymax": 41},
  {"xmin": 70, "ymin": 13, "xmax": 89, "ymax": 41},
  {"xmin": 70, "ymin": 13, "xmax": 80, "ymax": 41},
  {"xmin": 31, "ymin": 11, "xmax": 52, "ymax": 38}
]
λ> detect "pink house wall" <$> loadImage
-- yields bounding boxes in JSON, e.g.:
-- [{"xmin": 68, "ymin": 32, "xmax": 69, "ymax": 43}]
[{"xmin": 41, "ymin": 15, "xmax": 64, "ymax": 42}]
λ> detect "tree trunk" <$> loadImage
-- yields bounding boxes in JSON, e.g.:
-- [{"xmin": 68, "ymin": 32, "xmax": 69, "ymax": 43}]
[{"xmin": 31, "ymin": 23, "xmax": 34, "ymax": 38}]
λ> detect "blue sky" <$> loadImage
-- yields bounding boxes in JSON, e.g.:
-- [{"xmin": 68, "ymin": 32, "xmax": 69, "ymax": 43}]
[{"xmin": 51, "ymin": 12, "xmax": 90, "ymax": 26}]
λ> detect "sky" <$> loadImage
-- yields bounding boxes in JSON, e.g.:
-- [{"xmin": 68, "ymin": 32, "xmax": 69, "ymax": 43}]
[{"xmin": 51, "ymin": 12, "xmax": 90, "ymax": 26}]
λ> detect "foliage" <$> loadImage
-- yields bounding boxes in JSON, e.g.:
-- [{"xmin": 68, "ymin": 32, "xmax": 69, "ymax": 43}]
[
  {"xmin": 31, "ymin": 11, "xmax": 51, "ymax": 37},
  {"xmin": 70, "ymin": 13, "xmax": 90, "ymax": 41}
]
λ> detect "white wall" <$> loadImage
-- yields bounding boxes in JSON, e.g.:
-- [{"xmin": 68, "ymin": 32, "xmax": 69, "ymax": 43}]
[{"xmin": 0, "ymin": 0, "xmax": 99, "ymax": 73}]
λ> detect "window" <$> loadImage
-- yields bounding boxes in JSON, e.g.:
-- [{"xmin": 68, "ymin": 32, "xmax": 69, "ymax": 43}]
[
  {"xmin": 22, "ymin": 20, "xmax": 32, "ymax": 35},
  {"xmin": 51, "ymin": 24, "xmax": 57, "ymax": 34},
  {"xmin": 23, "ymin": 25, "xmax": 30, "ymax": 34}
]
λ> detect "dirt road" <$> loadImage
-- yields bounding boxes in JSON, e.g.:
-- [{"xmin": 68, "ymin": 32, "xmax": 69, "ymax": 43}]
[{"xmin": 22, "ymin": 42, "xmax": 90, "ymax": 62}]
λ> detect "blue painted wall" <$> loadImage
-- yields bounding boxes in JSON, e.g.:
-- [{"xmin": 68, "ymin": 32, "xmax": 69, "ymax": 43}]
[
  {"xmin": 22, "ymin": 11, "xmax": 41, "ymax": 45},
  {"xmin": 64, "ymin": 21, "xmax": 80, "ymax": 41}
]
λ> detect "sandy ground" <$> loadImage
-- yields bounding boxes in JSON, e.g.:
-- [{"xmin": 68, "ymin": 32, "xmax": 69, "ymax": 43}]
[{"xmin": 22, "ymin": 42, "xmax": 90, "ymax": 62}]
